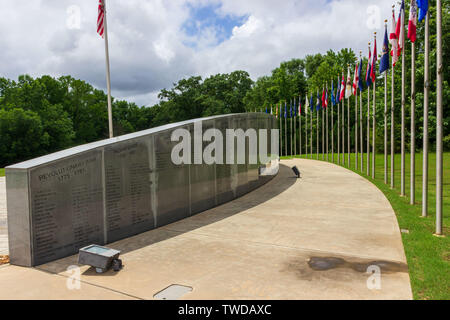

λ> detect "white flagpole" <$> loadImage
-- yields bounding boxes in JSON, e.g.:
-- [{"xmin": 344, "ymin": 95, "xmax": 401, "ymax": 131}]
[
  {"xmin": 285, "ymin": 102, "xmax": 287, "ymax": 157},
  {"xmin": 290, "ymin": 100, "xmax": 293, "ymax": 156},
  {"xmin": 342, "ymin": 83, "xmax": 345, "ymax": 166},
  {"xmin": 338, "ymin": 81, "xmax": 340, "ymax": 165},
  {"xmin": 360, "ymin": 51, "xmax": 363, "ymax": 173},
  {"xmin": 322, "ymin": 89, "xmax": 325, "ymax": 161},
  {"xmin": 299, "ymin": 96, "xmax": 302, "ymax": 157},
  {"xmin": 102, "ymin": 0, "xmax": 114, "ymax": 138},
  {"xmin": 355, "ymin": 64, "xmax": 359, "ymax": 171},
  {"xmin": 311, "ymin": 103, "xmax": 313, "ymax": 158},
  {"xmin": 436, "ymin": 0, "xmax": 443, "ymax": 235},
  {"xmin": 372, "ymin": 33, "xmax": 377, "ymax": 180},
  {"xmin": 347, "ymin": 71, "xmax": 350, "ymax": 168},
  {"xmin": 422, "ymin": 10, "xmax": 430, "ymax": 217},
  {"xmin": 317, "ymin": 98, "xmax": 319, "ymax": 160},
  {"xmin": 331, "ymin": 81, "xmax": 335, "ymax": 163},
  {"xmin": 401, "ymin": 4, "xmax": 406, "ymax": 197},
  {"xmin": 305, "ymin": 100, "xmax": 308, "ymax": 158},
  {"xmin": 367, "ymin": 42, "xmax": 371, "ymax": 176},
  {"xmin": 384, "ymin": 22, "xmax": 388, "ymax": 184},
  {"xmin": 391, "ymin": 33, "xmax": 396, "ymax": 189},
  {"xmin": 410, "ymin": 20, "xmax": 416, "ymax": 204},
  {"xmin": 294, "ymin": 97, "xmax": 297, "ymax": 156},
  {"xmin": 326, "ymin": 84, "xmax": 329, "ymax": 162}
]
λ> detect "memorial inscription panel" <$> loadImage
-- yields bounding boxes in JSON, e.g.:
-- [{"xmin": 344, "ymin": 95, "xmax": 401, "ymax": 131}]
[
  {"xmin": 104, "ymin": 139, "xmax": 154, "ymax": 243},
  {"xmin": 29, "ymin": 151, "xmax": 104, "ymax": 265}
]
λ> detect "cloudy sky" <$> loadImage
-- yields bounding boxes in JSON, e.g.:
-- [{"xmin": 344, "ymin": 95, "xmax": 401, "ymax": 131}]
[{"xmin": 0, "ymin": 0, "xmax": 398, "ymax": 107}]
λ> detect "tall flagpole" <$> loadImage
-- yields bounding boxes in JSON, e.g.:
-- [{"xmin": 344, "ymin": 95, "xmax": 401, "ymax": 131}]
[
  {"xmin": 422, "ymin": 10, "xmax": 430, "ymax": 217},
  {"xmin": 338, "ymin": 81, "xmax": 341, "ymax": 165},
  {"xmin": 342, "ymin": 80, "xmax": 345, "ymax": 166},
  {"xmin": 372, "ymin": 33, "xmax": 377, "ymax": 180},
  {"xmin": 391, "ymin": 48, "xmax": 396, "ymax": 189},
  {"xmin": 384, "ymin": 22, "xmax": 389, "ymax": 184},
  {"xmin": 355, "ymin": 63, "xmax": 359, "ymax": 171},
  {"xmin": 360, "ymin": 52, "xmax": 363, "ymax": 173},
  {"xmin": 367, "ymin": 81, "xmax": 370, "ymax": 176},
  {"xmin": 299, "ymin": 96, "xmax": 302, "ymax": 157},
  {"xmin": 290, "ymin": 99, "xmax": 293, "ymax": 156},
  {"xmin": 316, "ymin": 99, "xmax": 319, "ymax": 160},
  {"xmin": 279, "ymin": 104, "xmax": 282, "ymax": 157},
  {"xmin": 326, "ymin": 84, "xmax": 329, "ymax": 162},
  {"xmin": 306, "ymin": 99, "xmax": 308, "ymax": 158},
  {"xmin": 410, "ymin": 35, "xmax": 416, "ymax": 204},
  {"xmin": 294, "ymin": 97, "xmax": 297, "ymax": 156},
  {"xmin": 401, "ymin": 4, "xmax": 406, "ymax": 197},
  {"xmin": 436, "ymin": 0, "xmax": 443, "ymax": 235},
  {"xmin": 347, "ymin": 68, "xmax": 350, "ymax": 167},
  {"xmin": 332, "ymin": 81, "xmax": 335, "ymax": 163},
  {"xmin": 322, "ymin": 90, "xmax": 325, "ymax": 161},
  {"xmin": 310, "ymin": 102, "xmax": 313, "ymax": 158},
  {"xmin": 285, "ymin": 101, "xmax": 287, "ymax": 157},
  {"xmin": 102, "ymin": 0, "xmax": 114, "ymax": 138}
]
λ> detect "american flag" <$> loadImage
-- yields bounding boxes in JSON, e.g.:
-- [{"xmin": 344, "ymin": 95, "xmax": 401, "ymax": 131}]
[{"xmin": 97, "ymin": 0, "xmax": 105, "ymax": 38}]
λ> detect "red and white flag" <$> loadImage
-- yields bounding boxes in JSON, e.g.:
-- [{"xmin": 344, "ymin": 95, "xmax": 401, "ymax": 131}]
[
  {"xmin": 395, "ymin": 0, "xmax": 405, "ymax": 53},
  {"xmin": 352, "ymin": 63, "xmax": 359, "ymax": 95},
  {"xmin": 345, "ymin": 67, "xmax": 352, "ymax": 99},
  {"xmin": 339, "ymin": 73, "xmax": 346, "ymax": 101},
  {"xmin": 408, "ymin": 0, "xmax": 417, "ymax": 43},
  {"xmin": 390, "ymin": 10, "xmax": 399, "ymax": 67},
  {"xmin": 370, "ymin": 36, "xmax": 377, "ymax": 83},
  {"xmin": 97, "ymin": 0, "xmax": 105, "ymax": 38}
]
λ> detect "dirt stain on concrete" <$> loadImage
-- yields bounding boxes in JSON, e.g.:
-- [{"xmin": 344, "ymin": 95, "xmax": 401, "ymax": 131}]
[
  {"xmin": 283, "ymin": 255, "xmax": 408, "ymax": 281},
  {"xmin": 308, "ymin": 256, "xmax": 409, "ymax": 274}
]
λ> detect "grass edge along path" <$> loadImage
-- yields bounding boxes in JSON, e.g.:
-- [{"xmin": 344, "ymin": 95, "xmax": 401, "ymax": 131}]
[
  {"xmin": 0, "ymin": 168, "xmax": 4, "ymax": 177},
  {"xmin": 281, "ymin": 152, "xmax": 449, "ymax": 300}
]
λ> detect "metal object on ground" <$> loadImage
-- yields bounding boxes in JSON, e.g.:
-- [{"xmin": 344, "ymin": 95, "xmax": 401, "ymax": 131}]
[
  {"xmin": 78, "ymin": 244, "xmax": 121, "ymax": 273},
  {"xmin": 292, "ymin": 166, "xmax": 301, "ymax": 178}
]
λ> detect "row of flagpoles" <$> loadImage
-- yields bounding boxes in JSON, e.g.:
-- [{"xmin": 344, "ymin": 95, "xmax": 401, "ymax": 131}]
[
  {"xmin": 97, "ymin": 0, "xmax": 442, "ymax": 235},
  {"xmin": 259, "ymin": 0, "xmax": 443, "ymax": 236}
]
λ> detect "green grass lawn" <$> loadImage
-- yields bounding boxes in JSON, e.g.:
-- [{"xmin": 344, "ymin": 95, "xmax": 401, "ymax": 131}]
[
  {"xmin": 0, "ymin": 168, "xmax": 4, "ymax": 177},
  {"xmin": 282, "ymin": 151, "xmax": 449, "ymax": 300}
]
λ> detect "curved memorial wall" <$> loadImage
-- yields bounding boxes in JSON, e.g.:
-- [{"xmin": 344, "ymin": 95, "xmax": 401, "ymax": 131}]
[{"xmin": 5, "ymin": 113, "xmax": 279, "ymax": 266}]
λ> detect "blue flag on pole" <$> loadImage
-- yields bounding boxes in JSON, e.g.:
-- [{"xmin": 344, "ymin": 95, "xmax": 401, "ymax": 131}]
[
  {"xmin": 331, "ymin": 81, "xmax": 336, "ymax": 106},
  {"xmin": 379, "ymin": 24, "xmax": 390, "ymax": 74},
  {"xmin": 290, "ymin": 100, "xmax": 293, "ymax": 118},
  {"xmin": 417, "ymin": 0, "xmax": 428, "ymax": 22},
  {"xmin": 309, "ymin": 94, "xmax": 314, "ymax": 113},
  {"xmin": 358, "ymin": 59, "xmax": 364, "ymax": 91},
  {"xmin": 316, "ymin": 91, "xmax": 321, "ymax": 111}
]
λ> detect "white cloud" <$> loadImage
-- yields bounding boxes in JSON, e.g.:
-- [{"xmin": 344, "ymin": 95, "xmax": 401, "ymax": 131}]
[{"xmin": 0, "ymin": 0, "xmax": 397, "ymax": 107}]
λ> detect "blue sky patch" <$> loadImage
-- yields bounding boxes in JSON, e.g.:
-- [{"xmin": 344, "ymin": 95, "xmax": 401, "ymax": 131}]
[{"xmin": 182, "ymin": 3, "xmax": 248, "ymax": 47}]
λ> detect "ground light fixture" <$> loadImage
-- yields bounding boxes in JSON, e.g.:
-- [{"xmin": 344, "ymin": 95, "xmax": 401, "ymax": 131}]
[{"xmin": 78, "ymin": 244, "xmax": 122, "ymax": 273}]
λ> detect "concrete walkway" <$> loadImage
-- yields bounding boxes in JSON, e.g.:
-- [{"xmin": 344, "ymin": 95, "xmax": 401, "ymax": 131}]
[{"xmin": 0, "ymin": 159, "xmax": 412, "ymax": 300}]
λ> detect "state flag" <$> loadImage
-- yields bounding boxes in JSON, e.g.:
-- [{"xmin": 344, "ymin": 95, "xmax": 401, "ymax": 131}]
[
  {"xmin": 380, "ymin": 24, "xmax": 390, "ymax": 73},
  {"xmin": 345, "ymin": 67, "xmax": 353, "ymax": 99},
  {"xmin": 408, "ymin": 0, "xmax": 418, "ymax": 43}
]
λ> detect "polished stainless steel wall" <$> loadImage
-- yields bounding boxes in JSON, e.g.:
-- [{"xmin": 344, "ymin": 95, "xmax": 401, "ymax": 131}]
[{"xmin": 5, "ymin": 113, "xmax": 279, "ymax": 266}]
